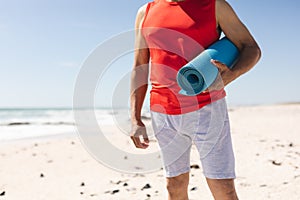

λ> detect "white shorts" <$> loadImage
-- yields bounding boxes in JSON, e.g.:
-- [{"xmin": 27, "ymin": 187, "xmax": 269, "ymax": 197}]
[{"xmin": 151, "ymin": 98, "xmax": 235, "ymax": 179}]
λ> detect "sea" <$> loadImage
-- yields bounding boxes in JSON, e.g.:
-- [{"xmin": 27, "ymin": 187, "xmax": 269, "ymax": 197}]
[{"xmin": 0, "ymin": 107, "xmax": 149, "ymax": 142}]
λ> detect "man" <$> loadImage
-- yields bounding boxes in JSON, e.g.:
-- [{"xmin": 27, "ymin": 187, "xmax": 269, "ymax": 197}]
[{"xmin": 130, "ymin": 0, "xmax": 261, "ymax": 199}]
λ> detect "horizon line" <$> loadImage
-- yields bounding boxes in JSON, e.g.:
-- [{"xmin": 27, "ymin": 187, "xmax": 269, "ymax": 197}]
[{"xmin": 0, "ymin": 100, "xmax": 300, "ymax": 110}]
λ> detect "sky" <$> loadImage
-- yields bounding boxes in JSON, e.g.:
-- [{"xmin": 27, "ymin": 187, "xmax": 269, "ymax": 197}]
[{"xmin": 0, "ymin": 0, "xmax": 299, "ymax": 108}]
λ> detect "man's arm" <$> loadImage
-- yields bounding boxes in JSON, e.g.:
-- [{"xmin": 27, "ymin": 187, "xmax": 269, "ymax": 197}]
[
  {"xmin": 209, "ymin": 0, "xmax": 261, "ymax": 90},
  {"xmin": 130, "ymin": 4, "xmax": 150, "ymax": 149}
]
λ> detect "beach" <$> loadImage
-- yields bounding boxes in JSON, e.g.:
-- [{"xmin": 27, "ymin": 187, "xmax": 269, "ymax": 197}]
[{"xmin": 0, "ymin": 104, "xmax": 300, "ymax": 200}]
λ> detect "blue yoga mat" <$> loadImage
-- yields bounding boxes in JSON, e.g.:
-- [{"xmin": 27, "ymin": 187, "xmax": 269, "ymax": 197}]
[{"xmin": 176, "ymin": 37, "xmax": 239, "ymax": 96}]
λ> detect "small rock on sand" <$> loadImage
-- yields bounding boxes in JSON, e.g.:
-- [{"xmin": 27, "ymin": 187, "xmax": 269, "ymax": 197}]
[
  {"xmin": 111, "ymin": 189, "xmax": 120, "ymax": 194},
  {"xmin": 271, "ymin": 160, "xmax": 282, "ymax": 166},
  {"xmin": 141, "ymin": 183, "xmax": 151, "ymax": 190},
  {"xmin": 190, "ymin": 164, "xmax": 200, "ymax": 169}
]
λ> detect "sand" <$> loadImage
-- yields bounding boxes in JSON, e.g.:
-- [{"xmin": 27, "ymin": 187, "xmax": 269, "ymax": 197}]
[{"xmin": 0, "ymin": 104, "xmax": 300, "ymax": 200}]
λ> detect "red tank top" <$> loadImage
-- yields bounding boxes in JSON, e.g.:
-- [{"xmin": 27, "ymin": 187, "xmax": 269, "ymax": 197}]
[{"xmin": 142, "ymin": 0, "xmax": 226, "ymax": 114}]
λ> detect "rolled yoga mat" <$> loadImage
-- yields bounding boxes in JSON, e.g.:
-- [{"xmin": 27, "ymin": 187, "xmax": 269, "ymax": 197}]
[{"xmin": 176, "ymin": 37, "xmax": 239, "ymax": 96}]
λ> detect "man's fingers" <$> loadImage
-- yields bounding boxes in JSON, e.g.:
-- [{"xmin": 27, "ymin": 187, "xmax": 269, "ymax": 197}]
[
  {"xmin": 211, "ymin": 59, "xmax": 227, "ymax": 70},
  {"xmin": 130, "ymin": 124, "xmax": 149, "ymax": 149},
  {"xmin": 139, "ymin": 133, "xmax": 149, "ymax": 148},
  {"xmin": 130, "ymin": 134, "xmax": 149, "ymax": 149},
  {"xmin": 211, "ymin": 59, "xmax": 223, "ymax": 66},
  {"xmin": 130, "ymin": 135, "xmax": 139, "ymax": 147},
  {"xmin": 205, "ymin": 73, "xmax": 225, "ymax": 92},
  {"xmin": 142, "ymin": 132, "xmax": 149, "ymax": 143}
]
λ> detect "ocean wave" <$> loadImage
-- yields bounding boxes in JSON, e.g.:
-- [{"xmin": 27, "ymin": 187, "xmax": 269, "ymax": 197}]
[
  {"xmin": 2, "ymin": 121, "xmax": 75, "ymax": 126},
  {"xmin": 7, "ymin": 122, "xmax": 31, "ymax": 126}
]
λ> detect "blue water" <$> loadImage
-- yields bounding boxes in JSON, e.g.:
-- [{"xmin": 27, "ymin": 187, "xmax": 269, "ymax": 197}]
[{"xmin": 0, "ymin": 108, "xmax": 133, "ymax": 142}]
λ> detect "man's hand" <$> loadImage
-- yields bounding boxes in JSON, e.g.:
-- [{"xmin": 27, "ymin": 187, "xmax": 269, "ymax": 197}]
[
  {"xmin": 130, "ymin": 122, "xmax": 149, "ymax": 149},
  {"xmin": 207, "ymin": 59, "xmax": 236, "ymax": 91}
]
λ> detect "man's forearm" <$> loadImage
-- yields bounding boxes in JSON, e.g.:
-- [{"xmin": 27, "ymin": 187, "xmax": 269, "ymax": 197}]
[
  {"xmin": 130, "ymin": 65, "xmax": 149, "ymax": 124},
  {"xmin": 231, "ymin": 43, "xmax": 261, "ymax": 81},
  {"xmin": 130, "ymin": 85, "xmax": 147, "ymax": 124}
]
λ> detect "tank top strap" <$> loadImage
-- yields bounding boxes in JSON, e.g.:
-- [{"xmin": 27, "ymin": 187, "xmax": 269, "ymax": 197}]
[{"xmin": 142, "ymin": 2, "xmax": 155, "ymax": 28}]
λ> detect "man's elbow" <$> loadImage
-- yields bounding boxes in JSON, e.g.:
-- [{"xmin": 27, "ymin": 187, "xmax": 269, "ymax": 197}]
[
  {"xmin": 254, "ymin": 44, "xmax": 262, "ymax": 62},
  {"xmin": 243, "ymin": 41, "xmax": 262, "ymax": 63}
]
